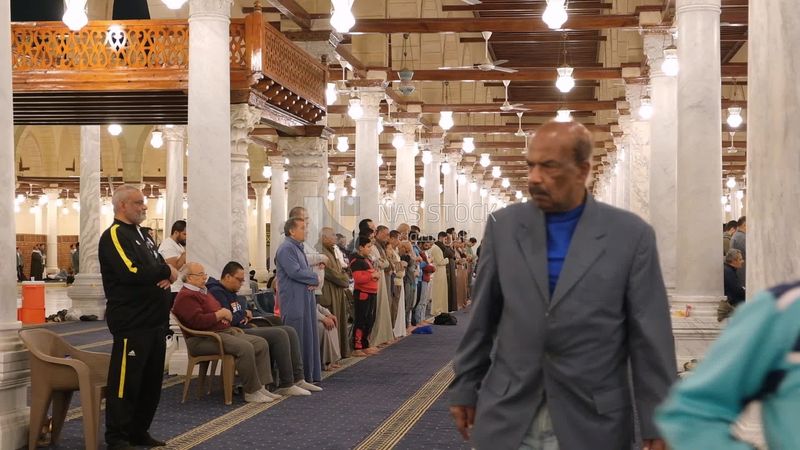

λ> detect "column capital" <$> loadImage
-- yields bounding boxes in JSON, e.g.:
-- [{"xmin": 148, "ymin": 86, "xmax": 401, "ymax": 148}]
[
  {"xmin": 252, "ymin": 181, "xmax": 270, "ymax": 193},
  {"xmin": 355, "ymin": 90, "xmax": 384, "ymax": 121},
  {"xmin": 462, "ymin": 166, "xmax": 474, "ymax": 175},
  {"xmin": 267, "ymin": 155, "xmax": 285, "ymax": 169},
  {"xmin": 231, "ymin": 104, "xmax": 261, "ymax": 134},
  {"xmin": 331, "ymin": 174, "xmax": 348, "ymax": 187},
  {"xmin": 447, "ymin": 152, "xmax": 463, "ymax": 165},
  {"xmin": 189, "ymin": 0, "xmax": 232, "ymax": 16},
  {"xmin": 624, "ymin": 84, "xmax": 647, "ymax": 111},
  {"xmin": 643, "ymin": 33, "xmax": 675, "ymax": 77},
  {"xmin": 397, "ymin": 119, "xmax": 420, "ymax": 137},
  {"xmin": 162, "ymin": 125, "xmax": 186, "ymax": 142},
  {"xmin": 42, "ymin": 188, "xmax": 61, "ymax": 198}
]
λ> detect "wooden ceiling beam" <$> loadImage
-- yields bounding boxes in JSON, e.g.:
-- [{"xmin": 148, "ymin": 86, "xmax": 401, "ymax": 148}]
[
  {"xmin": 443, "ymin": 2, "xmax": 612, "ymax": 12},
  {"xmin": 421, "ymin": 101, "xmax": 617, "ymax": 113},
  {"xmin": 460, "ymin": 35, "xmax": 607, "ymax": 44},
  {"xmin": 386, "ymin": 67, "xmax": 622, "ymax": 82},
  {"xmin": 262, "ymin": 0, "xmax": 312, "ymax": 30},
  {"xmin": 348, "ymin": 15, "xmax": 639, "ymax": 34}
]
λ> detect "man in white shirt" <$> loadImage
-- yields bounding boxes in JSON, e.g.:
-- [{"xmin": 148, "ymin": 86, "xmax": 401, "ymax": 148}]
[{"xmin": 158, "ymin": 220, "xmax": 187, "ymax": 307}]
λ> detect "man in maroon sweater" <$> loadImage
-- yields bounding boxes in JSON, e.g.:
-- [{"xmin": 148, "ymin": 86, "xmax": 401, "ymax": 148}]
[{"xmin": 172, "ymin": 262, "xmax": 278, "ymax": 403}]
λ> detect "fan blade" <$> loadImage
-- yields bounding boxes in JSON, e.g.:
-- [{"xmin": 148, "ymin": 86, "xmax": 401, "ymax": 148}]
[
  {"xmin": 461, "ymin": 0, "xmax": 482, "ymax": 4},
  {"xmin": 492, "ymin": 59, "xmax": 509, "ymax": 66},
  {"xmin": 438, "ymin": 65, "xmax": 477, "ymax": 70},
  {"xmin": 493, "ymin": 66, "xmax": 518, "ymax": 73}
]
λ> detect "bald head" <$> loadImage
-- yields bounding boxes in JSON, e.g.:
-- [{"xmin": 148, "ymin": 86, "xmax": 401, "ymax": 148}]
[
  {"xmin": 182, "ymin": 262, "xmax": 207, "ymax": 287},
  {"xmin": 526, "ymin": 120, "xmax": 593, "ymax": 212}
]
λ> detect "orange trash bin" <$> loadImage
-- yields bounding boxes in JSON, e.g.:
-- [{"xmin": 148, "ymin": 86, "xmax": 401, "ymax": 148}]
[{"xmin": 21, "ymin": 281, "xmax": 45, "ymax": 309}]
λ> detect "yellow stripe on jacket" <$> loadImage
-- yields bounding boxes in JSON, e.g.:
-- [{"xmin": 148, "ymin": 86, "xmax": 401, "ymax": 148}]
[
  {"xmin": 110, "ymin": 224, "xmax": 138, "ymax": 273},
  {"xmin": 118, "ymin": 338, "xmax": 128, "ymax": 398}
]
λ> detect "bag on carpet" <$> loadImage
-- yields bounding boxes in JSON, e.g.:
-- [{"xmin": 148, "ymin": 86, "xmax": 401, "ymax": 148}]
[
  {"xmin": 433, "ymin": 312, "xmax": 457, "ymax": 326},
  {"xmin": 412, "ymin": 325, "xmax": 433, "ymax": 334}
]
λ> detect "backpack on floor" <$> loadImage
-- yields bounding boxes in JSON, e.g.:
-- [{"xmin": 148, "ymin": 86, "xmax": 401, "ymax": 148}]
[{"xmin": 434, "ymin": 313, "xmax": 457, "ymax": 326}]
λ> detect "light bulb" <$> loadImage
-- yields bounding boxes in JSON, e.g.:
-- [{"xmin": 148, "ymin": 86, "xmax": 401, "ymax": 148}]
[
  {"xmin": 419, "ymin": 177, "xmax": 426, "ymax": 188},
  {"xmin": 492, "ymin": 166, "xmax": 501, "ymax": 178},
  {"xmin": 726, "ymin": 177, "xmax": 737, "ymax": 189},
  {"xmin": 462, "ymin": 137, "xmax": 475, "ymax": 153},
  {"xmin": 330, "ymin": 4, "xmax": 356, "ymax": 33},
  {"xmin": 336, "ymin": 136, "xmax": 349, "ymax": 153},
  {"xmin": 736, "ymin": 190, "xmax": 744, "ymax": 200},
  {"xmin": 661, "ymin": 46, "xmax": 679, "ymax": 76},
  {"xmin": 327, "ymin": 192, "xmax": 335, "ymax": 201},
  {"xmin": 501, "ymin": 178, "xmax": 510, "ymax": 188},
  {"xmin": 15, "ymin": 194, "xmax": 25, "ymax": 203},
  {"xmin": 262, "ymin": 165, "xmax": 272, "ymax": 178},
  {"xmin": 341, "ymin": 188, "xmax": 348, "ymax": 196},
  {"xmin": 469, "ymin": 182, "xmax": 478, "ymax": 193},
  {"xmin": 61, "ymin": 207, "xmax": 69, "ymax": 215},
  {"xmin": 376, "ymin": 116, "xmax": 384, "ymax": 134},
  {"xmin": 150, "ymin": 130, "xmax": 164, "ymax": 149},
  {"xmin": 348, "ymin": 98, "xmax": 363, "ymax": 120},
  {"xmin": 100, "ymin": 204, "xmax": 110, "ymax": 215},
  {"xmin": 377, "ymin": 154, "xmax": 384, "ymax": 166},
  {"xmin": 283, "ymin": 171, "xmax": 289, "ymax": 183},
  {"xmin": 350, "ymin": 178, "xmax": 357, "ymax": 189},
  {"xmin": 720, "ymin": 195, "xmax": 728, "ymax": 205},
  {"xmin": 421, "ymin": 150, "xmax": 433, "ymax": 165},
  {"xmin": 638, "ymin": 97, "xmax": 654, "ymax": 120},
  {"xmin": 555, "ymin": 109, "xmax": 572, "ymax": 122},
  {"xmin": 555, "ymin": 67, "xmax": 575, "ymax": 93},
  {"xmin": 246, "ymin": 199, "xmax": 251, "ymax": 208},
  {"xmin": 724, "ymin": 204, "xmax": 732, "ymax": 213},
  {"xmin": 420, "ymin": 200, "xmax": 426, "ymax": 209},
  {"xmin": 439, "ymin": 111, "xmax": 454, "ymax": 130},
  {"xmin": 72, "ymin": 201, "xmax": 80, "ymax": 211},
  {"xmin": 727, "ymin": 107, "xmax": 743, "ymax": 128},
  {"xmin": 284, "ymin": 157, "xmax": 290, "ymax": 165},
  {"xmin": 328, "ymin": 182, "xmax": 336, "ymax": 193},
  {"xmin": 351, "ymin": 189, "xmax": 357, "ymax": 197},
  {"xmin": 458, "ymin": 173, "xmax": 467, "ymax": 185},
  {"xmin": 183, "ymin": 200, "xmax": 188, "ymax": 210},
  {"xmin": 55, "ymin": 198, "xmax": 64, "ymax": 207},
  {"xmin": 515, "ymin": 190, "xmax": 523, "ymax": 200},
  {"xmin": 326, "ymin": 83, "xmax": 338, "ymax": 105},
  {"xmin": 38, "ymin": 195, "xmax": 48, "ymax": 206},
  {"xmin": 162, "ymin": 0, "xmax": 188, "ymax": 9},
  {"xmin": 411, "ymin": 141, "xmax": 420, "ymax": 157},
  {"xmin": 479, "ymin": 153, "xmax": 491, "ymax": 168},
  {"xmin": 480, "ymin": 188, "xmax": 488, "ymax": 198},
  {"xmin": 542, "ymin": 0, "xmax": 568, "ymax": 30},
  {"xmin": 392, "ymin": 133, "xmax": 405, "ymax": 150},
  {"xmin": 62, "ymin": 0, "xmax": 88, "ymax": 31},
  {"xmin": 441, "ymin": 162, "xmax": 451, "ymax": 175},
  {"xmin": 108, "ymin": 124, "xmax": 122, "ymax": 136},
  {"xmin": 438, "ymin": 184, "xmax": 443, "ymax": 194}
]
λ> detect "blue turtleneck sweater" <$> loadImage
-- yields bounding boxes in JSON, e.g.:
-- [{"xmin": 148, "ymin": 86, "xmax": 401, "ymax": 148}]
[{"xmin": 545, "ymin": 203, "xmax": 585, "ymax": 295}]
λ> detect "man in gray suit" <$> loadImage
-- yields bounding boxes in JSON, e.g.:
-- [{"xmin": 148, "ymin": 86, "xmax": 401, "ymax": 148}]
[{"xmin": 449, "ymin": 121, "xmax": 676, "ymax": 450}]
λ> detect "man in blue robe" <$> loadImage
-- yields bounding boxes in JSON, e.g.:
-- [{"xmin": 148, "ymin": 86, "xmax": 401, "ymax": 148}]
[{"xmin": 276, "ymin": 217, "xmax": 323, "ymax": 383}]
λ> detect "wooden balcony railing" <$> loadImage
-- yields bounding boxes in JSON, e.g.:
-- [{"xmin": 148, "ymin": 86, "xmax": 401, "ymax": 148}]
[{"xmin": 11, "ymin": 11, "xmax": 326, "ymax": 125}]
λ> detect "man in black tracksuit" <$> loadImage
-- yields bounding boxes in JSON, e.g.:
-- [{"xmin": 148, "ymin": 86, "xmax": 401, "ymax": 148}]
[{"xmin": 99, "ymin": 185, "xmax": 177, "ymax": 449}]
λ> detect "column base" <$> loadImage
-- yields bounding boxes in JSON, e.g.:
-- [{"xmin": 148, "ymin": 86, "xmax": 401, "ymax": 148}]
[
  {"xmin": 66, "ymin": 273, "xmax": 107, "ymax": 319},
  {"xmin": 669, "ymin": 294, "xmax": 724, "ymax": 369},
  {"xmin": 0, "ymin": 329, "xmax": 31, "ymax": 450}
]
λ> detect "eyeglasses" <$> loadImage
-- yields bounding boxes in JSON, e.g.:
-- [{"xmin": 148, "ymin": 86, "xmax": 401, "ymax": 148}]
[
  {"xmin": 187, "ymin": 272, "xmax": 207, "ymax": 278},
  {"xmin": 234, "ymin": 277, "xmax": 246, "ymax": 283}
]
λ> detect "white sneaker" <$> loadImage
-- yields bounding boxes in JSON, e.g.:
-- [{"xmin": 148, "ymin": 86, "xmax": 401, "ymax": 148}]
[
  {"xmin": 275, "ymin": 385, "xmax": 311, "ymax": 396},
  {"xmin": 296, "ymin": 380, "xmax": 323, "ymax": 392},
  {"xmin": 244, "ymin": 390, "xmax": 269, "ymax": 403},
  {"xmin": 258, "ymin": 388, "xmax": 281, "ymax": 402}
]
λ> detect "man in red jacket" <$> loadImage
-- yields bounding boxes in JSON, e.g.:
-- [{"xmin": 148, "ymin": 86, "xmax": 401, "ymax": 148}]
[
  {"xmin": 172, "ymin": 262, "xmax": 278, "ymax": 403},
  {"xmin": 349, "ymin": 236, "xmax": 381, "ymax": 357}
]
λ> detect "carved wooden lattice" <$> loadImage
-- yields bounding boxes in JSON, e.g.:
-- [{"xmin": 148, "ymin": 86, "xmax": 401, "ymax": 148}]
[
  {"xmin": 229, "ymin": 20, "xmax": 247, "ymax": 69},
  {"xmin": 262, "ymin": 23, "xmax": 326, "ymax": 109},
  {"xmin": 12, "ymin": 20, "xmax": 189, "ymax": 71}
]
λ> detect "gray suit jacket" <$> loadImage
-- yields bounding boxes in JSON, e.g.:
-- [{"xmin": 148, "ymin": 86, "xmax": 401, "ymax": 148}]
[{"xmin": 449, "ymin": 195, "xmax": 676, "ymax": 450}]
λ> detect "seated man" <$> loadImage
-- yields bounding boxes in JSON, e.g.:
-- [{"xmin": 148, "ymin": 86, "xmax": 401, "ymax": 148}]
[
  {"xmin": 206, "ymin": 261, "xmax": 321, "ymax": 396},
  {"xmin": 172, "ymin": 262, "xmax": 277, "ymax": 403},
  {"xmin": 317, "ymin": 303, "xmax": 341, "ymax": 370}
]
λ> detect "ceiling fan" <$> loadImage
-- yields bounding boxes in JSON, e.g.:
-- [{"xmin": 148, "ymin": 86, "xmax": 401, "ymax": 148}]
[
  {"xmin": 514, "ymin": 112, "xmax": 529, "ymax": 137},
  {"xmin": 439, "ymin": 31, "xmax": 518, "ymax": 73},
  {"xmin": 461, "ymin": 0, "xmax": 482, "ymax": 5},
  {"xmin": 500, "ymin": 80, "xmax": 529, "ymax": 112}
]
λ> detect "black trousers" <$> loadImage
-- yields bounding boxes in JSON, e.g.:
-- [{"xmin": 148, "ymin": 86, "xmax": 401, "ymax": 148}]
[
  {"xmin": 17, "ymin": 265, "xmax": 25, "ymax": 282},
  {"xmin": 105, "ymin": 327, "xmax": 166, "ymax": 445},
  {"xmin": 352, "ymin": 290, "xmax": 376, "ymax": 350}
]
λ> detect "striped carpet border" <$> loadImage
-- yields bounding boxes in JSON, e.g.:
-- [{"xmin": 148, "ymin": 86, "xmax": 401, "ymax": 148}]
[
  {"xmin": 64, "ymin": 376, "xmax": 187, "ymax": 422},
  {"xmin": 56, "ymin": 325, "xmax": 109, "ymax": 337},
  {"xmin": 164, "ymin": 355, "xmax": 365, "ymax": 449},
  {"xmin": 76, "ymin": 339, "xmax": 113, "ymax": 350},
  {"xmin": 354, "ymin": 361, "xmax": 455, "ymax": 450}
]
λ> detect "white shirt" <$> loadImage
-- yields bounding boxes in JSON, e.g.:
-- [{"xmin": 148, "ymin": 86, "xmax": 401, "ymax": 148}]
[
  {"xmin": 158, "ymin": 237, "xmax": 185, "ymax": 293},
  {"xmin": 304, "ymin": 245, "xmax": 328, "ymax": 295}
]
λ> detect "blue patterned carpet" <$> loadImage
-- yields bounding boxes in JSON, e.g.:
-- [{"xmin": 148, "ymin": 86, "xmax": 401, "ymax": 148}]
[{"xmin": 32, "ymin": 310, "xmax": 472, "ymax": 449}]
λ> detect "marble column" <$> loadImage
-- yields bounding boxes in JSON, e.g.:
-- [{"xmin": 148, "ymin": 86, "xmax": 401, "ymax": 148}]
[
  {"xmin": 747, "ymin": 0, "xmax": 800, "ymax": 294},
  {"xmin": 673, "ymin": 0, "xmax": 723, "ymax": 364},
  {"xmin": 331, "ymin": 174, "xmax": 347, "ymax": 232},
  {"xmin": 354, "ymin": 91, "xmax": 383, "ymax": 223},
  {"xmin": 187, "ymin": 0, "xmax": 232, "ymax": 279},
  {"xmin": 162, "ymin": 125, "xmax": 186, "ymax": 241},
  {"xmin": 230, "ymin": 104, "xmax": 261, "ymax": 280},
  {"xmin": 268, "ymin": 156, "xmax": 286, "ymax": 268},
  {"xmin": 281, "ymin": 137, "xmax": 327, "ymax": 250},
  {"xmin": 252, "ymin": 182, "xmax": 270, "ymax": 281},
  {"xmin": 67, "ymin": 126, "xmax": 107, "ymax": 318},
  {"xmin": 643, "ymin": 35, "xmax": 677, "ymax": 290},
  {"xmin": 457, "ymin": 166, "xmax": 471, "ymax": 235},
  {"xmin": 33, "ymin": 206, "xmax": 43, "ymax": 235},
  {"xmin": 0, "ymin": 3, "xmax": 29, "ymax": 446},
  {"xmin": 423, "ymin": 146, "xmax": 443, "ymax": 235},
  {"xmin": 43, "ymin": 189, "xmax": 60, "ymax": 273},
  {"xmin": 443, "ymin": 153, "xmax": 460, "ymax": 230},
  {"xmin": 467, "ymin": 173, "xmax": 482, "ymax": 241},
  {"xmin": 395, "ymin": 121, "xmax": 418, "ymax": 227}
]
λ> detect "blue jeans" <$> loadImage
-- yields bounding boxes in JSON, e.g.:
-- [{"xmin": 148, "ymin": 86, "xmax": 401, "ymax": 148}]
[{"xmin": 519, "ymin": 403, "xmax": 559, "ymax": 450}]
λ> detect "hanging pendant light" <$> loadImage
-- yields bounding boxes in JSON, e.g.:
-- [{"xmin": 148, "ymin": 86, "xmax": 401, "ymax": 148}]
[
  {"xmin": 726, "ymin": 107, "xmax": 743, "ymax": 128},
  {"xmin": 501, "ymin": 178, "xmax": 510, "ymax": 188},
  {"xmin": 350, "ymin": 177, "xmax": 357, "ymax": 189},
  {"xmin": 421, "ymin": 150, "xmax": 433, "ymax": 165},
  {"xmin": 419, "ymin": 176, "xmax": 425, "ymax": 188},
  {"xmin": 555, "ymin": 67, "xmax": 575, "ymax": 93},
  {"xmin": 492, "ymin": 166, "xmax": 502, "ymax": 178},
  {"xmin": 479, "ymin": 153, "xmax": 491, "ymax": 168},
  {"xmin": 441, "ymin": 161, "xmax": 451, "ymax": 175},
  {"xmin": 392, "ymin": 133, "xmax": 405, "ymax": 150},
  {"xmin": 542, "ymin": 0, "xmax": 568, "ymax": 30},
  {"xmin": 726, "ymin": 176, "xmax": 737, "ymax": 189},
  {"xmin": 150, "ymin": 130, "xmax": 164, "ymax": 149},
  {"xmin": 377, "ymin": 154, "xmax": 384, "ymax": 166},
  {"xmin": 661, "ymin": 45, "xmax": 679, "ymax": 77},
  {"xmin": 330, "ymin": 0, "xmax": 356, "ymax": 33},
  {"xmin": 162, "ymin": 0, "xmax": 188, "ymax": 10},
  {"xmin": 480, "ymin": 188, "xmax": 488, "ymax": 198},
  {"xmin": 462, "ymin": 137, "xmax": 475, "ymax": 153},
  {"xmin": 262, "ymin": 165, "xmax": 272, "ymax": 178},
  {"xmin": 555, "ymin": 108, "xmax": 572, "ymax": 122},
  {"xmin": 411, "ymin": 141, "xmax": 419, "ymax": 157},
  {"xmin": 63, "ymin": 0, "xmax": 89, "ymax": 31},
  {"xmin": 282, "ymin": 171, "xmax": 289, "ymax": 183},
  {"xmin": 439, "ymin": 111, "xmax": 454, "ymax": 131},
  {"xmin": 376, "ymin": 116, "xmax": 385, "ymax": 134},
  {"xmin": 326, "ymin": 83, "xmax": 338, "ymax": 105},
  {"xmin": 337, "ymin": 136, "xmax": 349, "ymax": 152},
  {"xmin": 108, "ymin": 124, "xmax": 122, "ymax": 136},
  {"xmin": 458, "ymin": 173, "xmax": 467, "ymax": 185},
  {"xmin": 638, "ymin": 97, "xmax": 654, "ymax": 120},
  {"xmin": 469, "ymin": 181, "xmax": 478, "ymax": 193},
  {"xmin": 347, "ymin": 98, "xmax": 363, "ymax": 120}
]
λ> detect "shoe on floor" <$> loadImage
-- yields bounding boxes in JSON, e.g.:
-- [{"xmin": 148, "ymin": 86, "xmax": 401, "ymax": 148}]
[
  {"xmin": 296, "ymin": 380, "xmax": 322, "ymax": 392},
  {"xmin": 276, "ymin": 385, "xmax": 311, "ymax": 396},
  {"xmin": 259, "ymin": 387, "xmax": 281, "ymax": 401},
  {"xmin": 244, "ymin": 390, "xmax": 270, "ymax": 403},
  {"xmin": 130, "ymin": 432, "xmax": 166, "ymax": 447}
]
